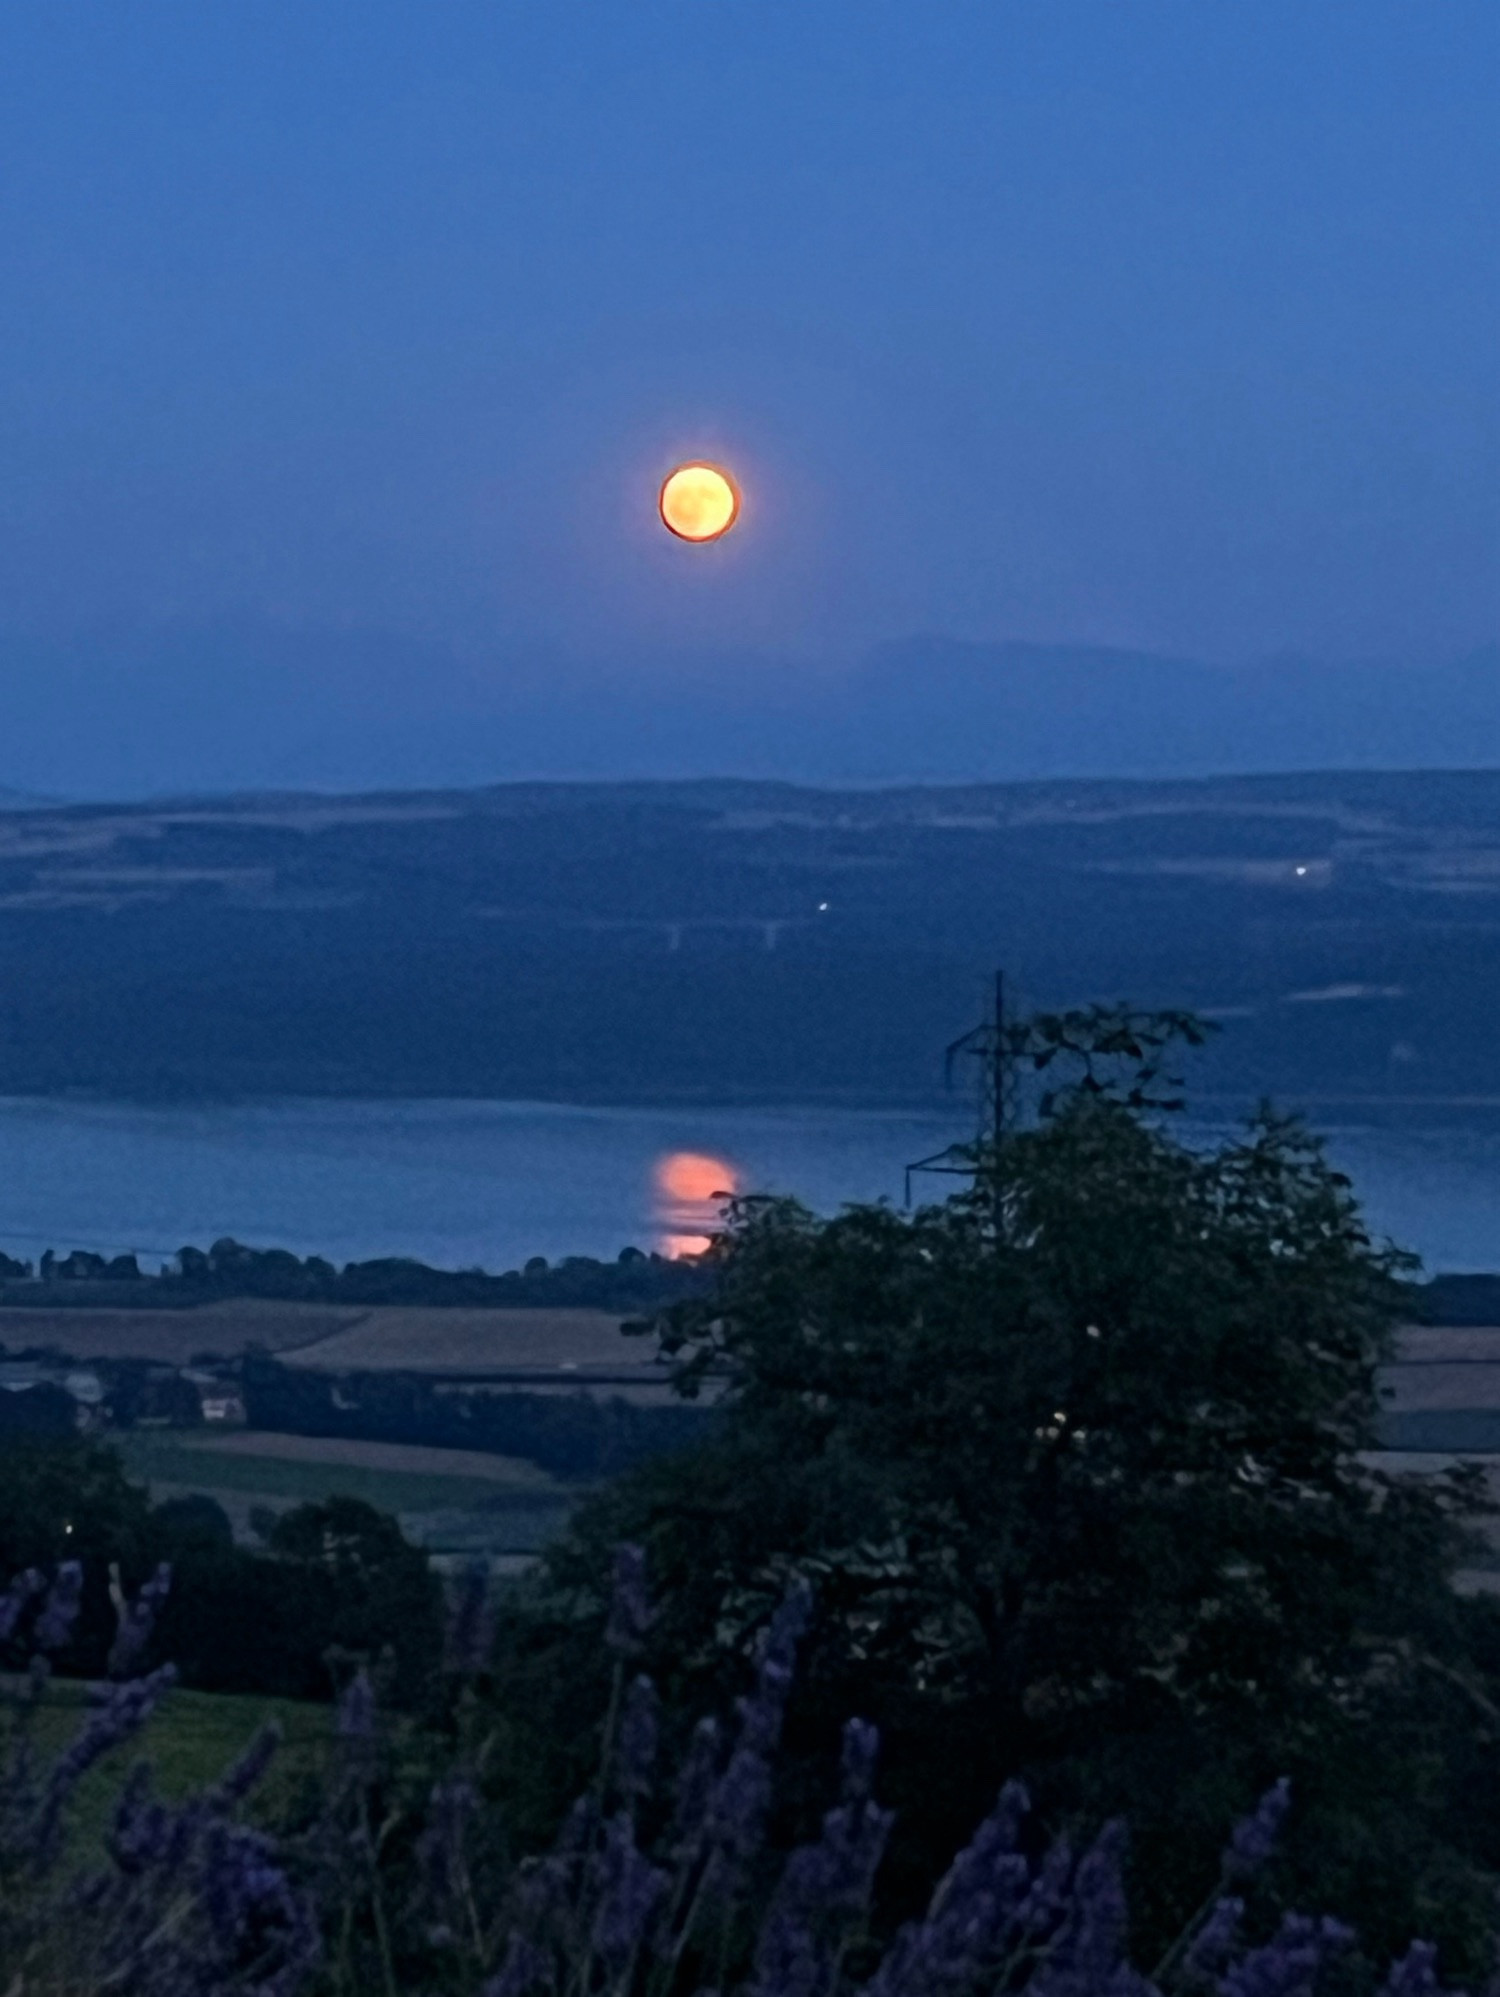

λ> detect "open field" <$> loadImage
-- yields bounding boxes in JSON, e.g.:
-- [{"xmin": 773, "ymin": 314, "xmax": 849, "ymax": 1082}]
[
  {"xmin": 176, "ymin": 1428, "xmax": 562, "ymax": 1483},
  {"xmin": 113, "ymin": 1429, "xmax": 570, "ymax": 1513},
  {"xmin": 1396, "ymin": 1327, "xmax": 1500, "ymax": 1363},
  {"xmin": 1381, "ymin": 1328, "xmax": 1500, "ymax": 1454},
  {"xmin": 283, "ymin": 1305, "xmax": 644, "ymax": 1373},
  {"xmin": 1385, "ymin": 1365, "xmax": 1500, "ymax": 1414},
  {"xmin": 112, "ymin": 1428, "xmax": 578, "ymax": 1555},
  {"xmin": 0, "ymin": 1300, "xmax": 366, "ymax": 1364}
]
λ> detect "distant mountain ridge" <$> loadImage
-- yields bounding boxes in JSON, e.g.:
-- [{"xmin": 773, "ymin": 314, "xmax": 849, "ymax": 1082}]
[
  {"xmin": 822, "ymin": 640, "xmax": 1500, "ymax": 783},
  {"xmin": 0, "ymin": 624, "xmax": 1496, "ymax": 796}
]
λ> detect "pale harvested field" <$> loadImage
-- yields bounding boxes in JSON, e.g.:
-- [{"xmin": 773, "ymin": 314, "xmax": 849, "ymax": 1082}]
[
  {"xmin": 0, "ymin": 1300, "xmax": 367, "ymax": 1364},
  {"xmin": 1383, "ymin": 1363, "xmax": 1500, "ymax": 1413},
  {"xmin": 170, "ymin": 1428, "xmax": 559, "ymax": 1484},
  {"xmin": 283, "ymin": 1306, "xmax": 648, "ymax": 1374},
  {"xmin": 113, "ymin": 1432, "xmax": 577, "ymax": 1554},
  {"xmin": 1363, "ymin": 1449, "xmax": 1500, "ymax": 1477},
  {"xmin": 1396, "ymin": 1326, "xmax": 1500, "ymax": 1362}
]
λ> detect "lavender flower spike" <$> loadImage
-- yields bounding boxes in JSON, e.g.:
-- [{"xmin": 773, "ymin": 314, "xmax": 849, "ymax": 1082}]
[
  {"xmin": 336, "ymin": 1665, "xmax": 377, "ymax": 1739},
  {"xmin": 1379, "ymin": 1942, "xmax": 1442, "ymax": 1997},
  {"xmin": 33, "ymin": 1559, "xmax": 84, "ymax": 1653},
  {"xmin": 107, "ymin": 1559, "xmax": 172, "ymax": 1678},
  {"xmin": 591, "ymin": 1808, "xmax": 669, "ymax": 1970},
  {"xmin": 605, "ymin": 1542, "xmax": 653, "ymax": 1656},
  {"xmin": 616, "ymin": 1673, "xmax": 660, "ymax": 1802},
  {"xmin": 445, "ymin": 1555, "xmax": 495, "ymax": 1674},
  {"xmin": 1180, "ymin": 1895, "xmax": 1244, "ymax": 1983},
  {"xmin": 484, "ymin": 1933, "xmax": 554, "ymax": 1997},
  {"xmin": 1030, "ymin": 1820, "xmax": 1131, "ymax": 1997},
  {"xmin": 748, "ymin": 1717, "xmax": 893, "ymax": 1997},
  {"xmin": 1223, "ymin": 1778, "xmax": 1292, "ymax": 1882},
  {"xmin": 1221, "ymin": 1913, "xmax": 1354, "ymax": 1997},
  {"xmin": 0, "ymin": 1566, "xmax": 44, "ymax": 1643},
  {"xmin": 209, "ymin": 1720, "xmax": 283, "ymax": 1810},
  {"xmin": 33, "ymin": 1662, "xmax": 177, "ymax": 1863}
]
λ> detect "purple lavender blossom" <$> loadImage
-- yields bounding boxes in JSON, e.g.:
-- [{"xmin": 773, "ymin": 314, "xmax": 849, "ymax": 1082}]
[
  {"xmin": 616, "ymin": 1674, "xmax": 660, "ymax": 1802},
  {"xmin": 1181, "ymin": 1897, "xmax": 1245, "ymax": 1984},
  {"xmin": 1029, "ymin": 1821, "xmax": 1130, "ymax": 1997},
  {"xmin": 1015, "ymin": 1833, "xmax": 1077, "ymax": 1944},
  {"xmin": 1223, "ymin": 1780, "xmax": 1292, "ymax": 1883},
  {"xmin": 107, "ymin": 1561, "xmax": 172, "ymax": 1679},
  {"xmin": 840, "ymin": 1716, "xmax": 879, "ymax": 1804},
  {"xmin": 0, "ymin": 1567, "xmax": 44, "ymax": 1643},
  {"xmin": 484, "ymin": 1932, "xmax": 555, "ymax": 1997},
  {"xmin": 605, "ymin": 1543, "xmax": 653, "ymax": 1656},
  {"xmin": 33, "ymin": 1559, "xmax": 84, "ymax": 1654},
  {"xmin": 1220, "ymin": 1913, "xmax": 1354, "ymax": 1997},
  {"xmin": 1379, "ymin": 1942, "xmax": 1443, "ymax": 1997},
  {"xmin": 414, "ymin": 1775, "xmax": 478, "ymax": 1924},
  {"xmin": 669, "ymin": 1714, "xmax": 723, "ymax": 1855},
  {"xmin": 335, "ymin": 1666, "xmax": 377, "ymax": 1740},
  {"xmin": 106, "ymin": 1762, "xmax": 171, "ymax": 1874},
  {"xmin": 704, "ymin": 1734, "xmax": 774, "ymax": 1873},
  {"xmin": 590, "ymin": 1809, "xmax": 669, "ymax": 1970},
  {"xmin": 210, "ymin": 1722, "xmax": 283, "ymax": 1811},
  {"xmin": 445, "ymin": 1557, "xmax": 495, "ymax": 1675},
  {"xmin": 748, "ymin": 1717, "xmax": 894, "ymax": 1997},
  {"xmin": 33, "ymin": 1663, "xmax": 177, "ymax": 1863},
  {"xmin": 866, "ymin": 1783, "xmax": 1033, "ymax": 1997},
  {"xmin": 199, "ymin": 1817, "xmax": 323, "ymax": 1997},
  {"xmin": 693, "ymin": 1582, "xmax": 815, "ymax": 1902}
]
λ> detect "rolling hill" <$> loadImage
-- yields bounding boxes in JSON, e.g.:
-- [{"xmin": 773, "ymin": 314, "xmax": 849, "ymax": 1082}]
[{"xmin": 0, "ymin": 770, "xmax": 1496, "ymax": 1106}]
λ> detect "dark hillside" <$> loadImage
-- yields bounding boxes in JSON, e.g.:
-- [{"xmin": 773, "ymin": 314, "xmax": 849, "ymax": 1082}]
[{"xmin": 0, "ymin": 771, "xmax": 1496, "ymax": 1104}]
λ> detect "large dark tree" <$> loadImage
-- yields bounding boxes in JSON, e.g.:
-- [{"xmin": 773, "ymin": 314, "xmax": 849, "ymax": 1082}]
[{"xmin": 495, "ymin": 1010, "xmax": 1500, "ymax": 1974}]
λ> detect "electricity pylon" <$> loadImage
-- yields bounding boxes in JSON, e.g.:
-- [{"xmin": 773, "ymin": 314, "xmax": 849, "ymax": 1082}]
[{"xmin": 905, "ymin": 970, "xmax": 1017, "ymax": 1209}]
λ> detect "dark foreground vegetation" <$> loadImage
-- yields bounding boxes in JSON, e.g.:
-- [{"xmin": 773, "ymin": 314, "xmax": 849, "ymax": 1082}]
[
  {"xmin": 3, "ymin": 1540, "xmax": 1444, "ymax": 1997},
  {"xmin": 5, "ymin": 1004, "xmax": 1500, "ymax": 1997}
]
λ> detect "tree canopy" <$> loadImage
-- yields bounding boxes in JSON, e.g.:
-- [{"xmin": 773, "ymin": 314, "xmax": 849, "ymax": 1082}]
[{"xmin": 498, "ymin": 1011, "xmax": 1500, "ymax": 1974}]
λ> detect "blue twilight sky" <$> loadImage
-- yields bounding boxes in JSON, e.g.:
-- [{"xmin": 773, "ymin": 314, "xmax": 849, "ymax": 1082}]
[{"xmin": 0, "ymin": 2, "xmax": 1495, "ymax": 795}]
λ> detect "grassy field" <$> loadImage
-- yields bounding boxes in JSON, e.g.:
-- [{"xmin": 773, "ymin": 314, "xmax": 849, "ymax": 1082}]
[
  {"xmin": 114, "ymin": 1428, "xmax": 566, "ymax": 1512},
  {"xmin": 138, "ymin": 1426, "xmax": 563, "ymax": 1484},
  {"xmin": 7, "ymin": 1672, "xmax": 335, "ymax": 1858},
  {"xmin": 111, "ymin": 1426, "xmax": 579, "ymax": 1557}
]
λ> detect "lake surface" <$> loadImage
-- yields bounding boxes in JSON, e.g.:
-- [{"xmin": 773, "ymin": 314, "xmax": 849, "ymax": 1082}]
[{"xmin": 0, "ymin": 1095, "xmax": 1496, "ymax": 1275}]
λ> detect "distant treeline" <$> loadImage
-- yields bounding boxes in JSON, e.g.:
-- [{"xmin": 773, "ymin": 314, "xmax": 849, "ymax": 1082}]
[
  {"xmin": 0, "ymin": 1437, "xmax": 443, "ymax": 1704},
  {"xmin": 1413, "ymin": 1273, "xmax": 1500, "ymax": 1325},
  {"xmin": 242, "ymin": 1353, "xmax": 714, "ymax": 1482},
  {"xmin": 1, "ymin": 1239, "xmax": 1491, "ymax": 1321},
  {"xmin": 0, "ymin": 1236, "xmax": 709, "ymax": 1310}
]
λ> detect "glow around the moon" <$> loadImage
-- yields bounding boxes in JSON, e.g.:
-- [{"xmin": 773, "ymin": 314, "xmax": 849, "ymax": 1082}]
[{"xmin": 659, "ymin": 462, "xmax": 740, "ymax": 542}]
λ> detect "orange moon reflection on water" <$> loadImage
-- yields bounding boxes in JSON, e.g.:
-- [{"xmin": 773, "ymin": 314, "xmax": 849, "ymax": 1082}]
[{"xmin": 654, "ymin": 1150, "xmax": 739, "ymax": 1257}]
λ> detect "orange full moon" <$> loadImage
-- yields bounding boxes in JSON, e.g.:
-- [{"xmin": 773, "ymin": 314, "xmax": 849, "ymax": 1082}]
[{"xmin": 659, "ymin": 462, "xmax": 740, "ymax": 543}]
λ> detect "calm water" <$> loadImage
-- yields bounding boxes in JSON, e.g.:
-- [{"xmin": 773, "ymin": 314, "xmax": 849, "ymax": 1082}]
[{"xmin": 0, "ymin": 1095, "xmax": 1495, "ymax": 1274}]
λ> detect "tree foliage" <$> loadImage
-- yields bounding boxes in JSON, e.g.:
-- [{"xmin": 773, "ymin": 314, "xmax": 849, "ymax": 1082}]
[{"xmin": 500, "ymin": 1012, "xmax": 1500, "ymax": 1971}]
